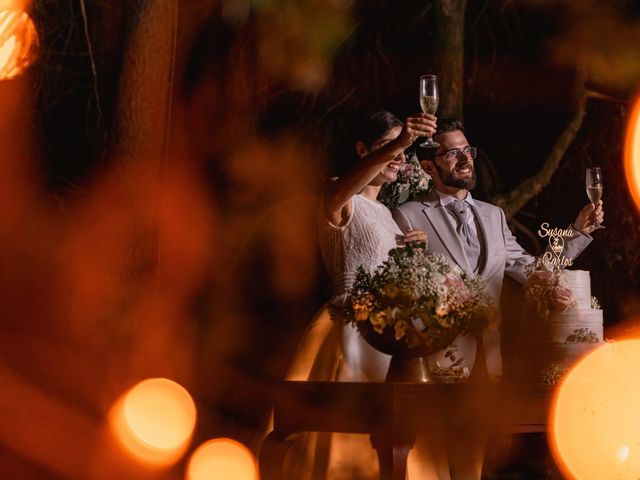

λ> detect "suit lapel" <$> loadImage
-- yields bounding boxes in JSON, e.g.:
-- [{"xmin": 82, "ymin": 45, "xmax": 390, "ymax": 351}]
[{"xmin": 421, "ymin": 194, "xmax": 472, "ymax": 273}]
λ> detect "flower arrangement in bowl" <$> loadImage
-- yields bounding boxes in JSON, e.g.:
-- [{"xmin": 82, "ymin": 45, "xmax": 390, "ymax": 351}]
[
  {"xmin": 378, "ymin": 151, "xmax": 432, "ymax": 209},
  {"xmin": 340, "ymin": 243, "xmax": 492, "ymax": 360}
]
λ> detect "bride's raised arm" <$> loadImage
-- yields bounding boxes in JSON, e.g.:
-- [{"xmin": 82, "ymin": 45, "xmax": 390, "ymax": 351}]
[{"xmin": 323, "ymin": 112, "xmax": 436, "ymax": 226}]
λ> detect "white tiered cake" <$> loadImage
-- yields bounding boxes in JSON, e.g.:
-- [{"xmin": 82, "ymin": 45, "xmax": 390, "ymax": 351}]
[{"xmin": 540, "ymin": 270, "xmax": 603, "ymax": 383}]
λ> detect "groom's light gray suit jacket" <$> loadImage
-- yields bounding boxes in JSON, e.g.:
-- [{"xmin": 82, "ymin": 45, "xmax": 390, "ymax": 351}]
[{"xmin": 392, "ymin": 190, "xmax": 592, "ymax": 378}]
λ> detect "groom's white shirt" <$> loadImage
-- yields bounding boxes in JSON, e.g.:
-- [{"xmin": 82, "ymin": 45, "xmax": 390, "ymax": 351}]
[{"xmin": 392, "ymin": 189, "xmax": 592, "ymax": 378}]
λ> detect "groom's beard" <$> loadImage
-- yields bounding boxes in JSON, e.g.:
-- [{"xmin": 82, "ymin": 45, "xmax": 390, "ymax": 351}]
[{"xmin": 435, "ymin": 162, "xmax": 477, "ymax": 190}]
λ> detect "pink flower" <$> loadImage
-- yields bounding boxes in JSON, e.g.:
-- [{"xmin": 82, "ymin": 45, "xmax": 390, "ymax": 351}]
[
  {"xmin": 400, "ymin": 163, "xmax": 414, "ymax": 177},
  {"xmin": 445, "ymin": 277, "xmax": 472, "ymax": 303},
  {"xmin": 550, "ymin": 285, "xmax": 573, "ymax": 311},
  {"xmin": 529, "ymin": 270, "xmax": 553, "ymax": 287},
  {"xmin": 445, "ymin": 277, "xmax": 465, "ymax": 289}
]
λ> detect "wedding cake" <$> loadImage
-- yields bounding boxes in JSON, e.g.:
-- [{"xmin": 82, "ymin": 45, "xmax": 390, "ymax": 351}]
[{"xmin": 538, "ymin": 270, "xmax": 604, "ymax": 383}]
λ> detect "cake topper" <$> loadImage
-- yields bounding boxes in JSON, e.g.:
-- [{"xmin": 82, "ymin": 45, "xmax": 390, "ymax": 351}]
[{"xmin": 537, "ymin": 223, "xmax": 574, "ymax": 269}]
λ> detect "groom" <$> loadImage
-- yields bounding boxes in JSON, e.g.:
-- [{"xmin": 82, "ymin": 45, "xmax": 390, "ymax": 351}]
[
  {"xmin": 392, "ymin": 118, "xmax": 604, "ymax": 381},
  {"xmin": 392, "ymin": 118, "xmax": 604, "ymax": 479}
]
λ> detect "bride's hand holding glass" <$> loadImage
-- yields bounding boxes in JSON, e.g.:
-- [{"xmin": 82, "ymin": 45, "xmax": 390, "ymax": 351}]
[{"xmin": 396, "ymin": 113, "xmax": 437, "ymax": 150}]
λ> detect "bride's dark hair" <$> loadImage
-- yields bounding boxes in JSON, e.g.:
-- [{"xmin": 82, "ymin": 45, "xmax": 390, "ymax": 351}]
[
  {"xmin": 352, "ymin": 111, "xmax": 402, "ymax": 149},
  {"xmin": 325, "ymin": 110, "xmax": 402, "ymax": 180}
]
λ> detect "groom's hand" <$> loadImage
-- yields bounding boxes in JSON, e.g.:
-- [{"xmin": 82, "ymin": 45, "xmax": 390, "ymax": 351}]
[{"xmin": 574, "ymin": 200, "xmax": 604, "ymax": 235}]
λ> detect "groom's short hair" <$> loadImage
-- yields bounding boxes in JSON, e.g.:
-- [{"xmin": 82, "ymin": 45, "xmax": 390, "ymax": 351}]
[
  {"xmin": 414, "ymin": 118, "xmax": 465, "ymax": 161},
  {"xmin": 434, "ymin": 118, "xmax": 465, "ymax": 138}
]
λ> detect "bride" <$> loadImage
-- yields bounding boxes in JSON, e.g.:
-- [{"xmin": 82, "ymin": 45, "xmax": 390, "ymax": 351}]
[{"xmin": 282, "ymin": 111, "xmax": 445, "ymax": 479}]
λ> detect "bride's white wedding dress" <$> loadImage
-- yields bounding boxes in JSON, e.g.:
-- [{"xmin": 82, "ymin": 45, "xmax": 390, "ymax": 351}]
[
  {"xmin": 282, "ymin": 194, "xmax": 447, "ymax": 480},
  {"xmin": 319, "ymin": 193, "xmax": 399, "ymax": 382}
]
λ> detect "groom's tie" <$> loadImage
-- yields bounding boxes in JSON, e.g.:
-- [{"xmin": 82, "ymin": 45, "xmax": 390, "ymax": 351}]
[{"xmin": 448, "ymin": 200, "xmax": 481, "ymax": 272}]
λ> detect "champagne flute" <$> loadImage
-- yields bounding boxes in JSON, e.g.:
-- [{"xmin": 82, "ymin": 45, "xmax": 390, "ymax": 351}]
[
  {"xmin": 419, "ymin": 74, "xmax": 439, "ymax": 148},
  {"xmin": 585, "ymin": 167, "xmax": 605, "ymax": 229}
]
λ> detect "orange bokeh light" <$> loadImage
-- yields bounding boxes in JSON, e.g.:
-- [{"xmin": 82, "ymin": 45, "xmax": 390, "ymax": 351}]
[
  {"xmin": 0, "ymin": 1, "xmax": 32, "ymax": 9},
  {"xmin": 0, "ymin": 8, "xmax": 39, "ymax": 80},
  {"xmin": 110, "ymin": 378, "xmax": 197, "ymax": 467},
  {"xmin": 549, "ymin": 340, "xmax": 640, "ymax": 479},
  {"xmin": 624, "ymin": 94, "xmax": 640, "ymax": 213},
  {"xmin": 186, "ymin": 438, "xmax": 258, "ymax": 480}
]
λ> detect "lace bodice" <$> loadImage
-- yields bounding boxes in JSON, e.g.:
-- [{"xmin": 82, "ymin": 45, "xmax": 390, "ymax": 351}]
[{"xmin": 319, "ymin": 194, "xmax": 402, "ymax": 306}]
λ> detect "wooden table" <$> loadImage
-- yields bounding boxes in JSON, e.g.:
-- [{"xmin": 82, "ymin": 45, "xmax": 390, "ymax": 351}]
[{"xmin": 260, "ymin": 381, "xmax": 555, "ymax": 480}]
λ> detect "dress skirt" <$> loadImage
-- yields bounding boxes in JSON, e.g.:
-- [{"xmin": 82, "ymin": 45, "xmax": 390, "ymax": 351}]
[{"xmin": 279, "ymin": 305, "xmax": 449, "ymax": 480}]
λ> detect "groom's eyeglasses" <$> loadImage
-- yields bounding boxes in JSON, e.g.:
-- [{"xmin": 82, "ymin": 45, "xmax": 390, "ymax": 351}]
[{"xmin": 434, "ymin": 146, "xmax": 477, "ymax": 161}]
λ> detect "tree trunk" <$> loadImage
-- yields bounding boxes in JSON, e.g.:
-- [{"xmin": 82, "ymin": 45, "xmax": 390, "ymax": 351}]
[
  {"xmin": 112, "ymin": 0, "xmax": 179, "ymax": 160},
  {"xmin": 433, "ymin": 0, "xmax": 467, "ymax": 120}
]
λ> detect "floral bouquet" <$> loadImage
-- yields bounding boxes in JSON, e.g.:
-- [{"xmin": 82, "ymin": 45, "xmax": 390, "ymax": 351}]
[
  {"xmin": 341, "ymin": 243, "xmax": 492, "ymax": 357},
  {"xmin": 378, "ymin": 151, "xmax": 432, "ymax": 209},
  {"xmin": 523, "ymin": 258, "xmax": 576, "ymax": 317}
]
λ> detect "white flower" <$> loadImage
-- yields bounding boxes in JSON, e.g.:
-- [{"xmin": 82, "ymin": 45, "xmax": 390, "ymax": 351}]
[{"xmin": 411, "ymin": 316, "xmax": 426, "ymax": 331}]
